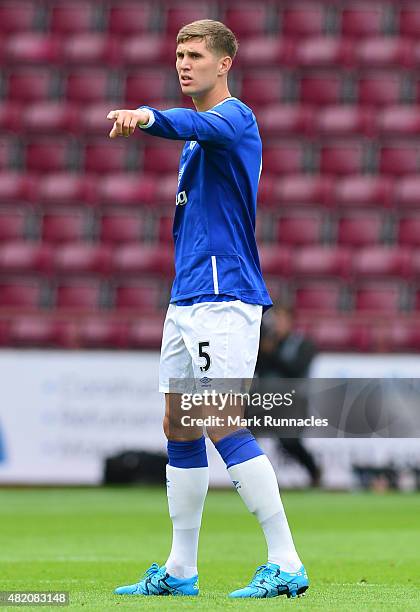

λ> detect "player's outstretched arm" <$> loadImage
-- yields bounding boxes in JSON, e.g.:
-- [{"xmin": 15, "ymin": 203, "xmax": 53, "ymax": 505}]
[
  {"xmin": 132, "ymin": 104, "xmax": 249, "ymax": 149},
  {"xmin": 107, "ymin": 109, "xmax": 151, "ymax": 138}
]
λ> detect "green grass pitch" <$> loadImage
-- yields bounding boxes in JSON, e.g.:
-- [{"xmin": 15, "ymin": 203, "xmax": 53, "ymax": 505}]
[{"xmin": 0, "ymin": 487, "xmax": 419, "ymax": 610}]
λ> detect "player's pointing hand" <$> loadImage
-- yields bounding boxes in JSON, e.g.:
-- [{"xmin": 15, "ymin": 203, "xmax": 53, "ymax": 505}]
[{"xmin": 107, "ymin": 108, "xmax": 150, "ymax": 138}]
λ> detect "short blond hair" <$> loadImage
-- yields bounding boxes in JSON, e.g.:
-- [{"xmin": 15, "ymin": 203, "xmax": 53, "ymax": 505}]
[{"xmin": 177, "ymin": 19, "xmax": 238, "ymax": 59}]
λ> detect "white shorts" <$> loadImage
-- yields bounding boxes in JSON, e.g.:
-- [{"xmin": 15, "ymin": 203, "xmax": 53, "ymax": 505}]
[{"xmin": 159, "ymin": 300, "xmax": 263, "ymax": 393}]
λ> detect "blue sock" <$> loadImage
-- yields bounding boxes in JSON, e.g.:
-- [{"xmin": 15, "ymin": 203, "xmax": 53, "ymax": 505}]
[
  {"xmin": 167, "ymin": 435, "xmax": 208, "ymax": 468},
  {"xmin": 214, "ymin": 429, "xmax": 264, "ymax": 468}
]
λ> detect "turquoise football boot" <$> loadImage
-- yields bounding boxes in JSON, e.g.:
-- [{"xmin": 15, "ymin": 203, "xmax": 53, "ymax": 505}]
[
  {"xmin": 229, "ymin": 562, "xmax": 309, "ymax": 599},
  {"xmin": 114, "ymin": 563, "xmax": 199, "ymax": 596}
]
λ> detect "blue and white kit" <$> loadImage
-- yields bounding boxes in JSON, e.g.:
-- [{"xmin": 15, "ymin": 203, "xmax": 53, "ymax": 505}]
[{"xmin": 138, "ymin": 97, "xmax": 272, "ymax": 391}]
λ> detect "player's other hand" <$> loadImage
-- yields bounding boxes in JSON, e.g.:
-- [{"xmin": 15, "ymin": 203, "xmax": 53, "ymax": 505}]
[{"xmin": 107, "ymin": 108, "xmax": 150, "ymax": 138}]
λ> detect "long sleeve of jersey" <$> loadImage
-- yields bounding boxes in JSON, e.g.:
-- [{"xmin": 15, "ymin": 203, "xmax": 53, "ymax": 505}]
[{"xmin": 137, "ymin": 101, "xmax": 249, "ymax": 148}]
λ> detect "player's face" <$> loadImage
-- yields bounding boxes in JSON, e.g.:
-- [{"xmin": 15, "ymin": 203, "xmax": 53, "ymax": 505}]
[{"xmin": 176, "ymin": 38, "xmax": 223, "ymax": 98}]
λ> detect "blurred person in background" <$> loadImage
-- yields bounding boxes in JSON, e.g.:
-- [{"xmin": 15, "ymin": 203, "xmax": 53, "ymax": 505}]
[{"xmin": 256, "ymin": 304, "xmax": 322, "ymax": 487}]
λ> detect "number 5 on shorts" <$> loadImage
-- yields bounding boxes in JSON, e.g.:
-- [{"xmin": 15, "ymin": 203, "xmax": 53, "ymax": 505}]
[{"xmin": 198, "ymin": 341, "xmax": 211, "ymax": 372}]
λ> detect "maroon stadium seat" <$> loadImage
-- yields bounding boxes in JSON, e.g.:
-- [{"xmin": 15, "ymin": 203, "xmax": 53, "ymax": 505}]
[
  {"xmin": 237, "ymin": 37, "xmax": 289, "ymax": 68},
  {"xmin": 78, "ymin": 317, "xmax": 128, "ymax": 348},
  {"xmin": 0, "ymin": 3, "xmax": 37, "ymax": 33},
  {"xmin": 354, "ymin": 283, "xmax": 402, "ymax": 312},
  {"xmin": 121, "ymin": 35, "xmax": 172, "ymax": 66},
  {"xmin": 357, "ymin": 73, "xmax": 403, "ymax": 106},
  {"xmin": 100, "ymin": 213, "xmax": 145, "ymax": 244},
  {"xmin": 258, "ymin": 104, "xmax": 314, "ymax": 137},
  {"xmin": 334, "ymin": 175, "xmax": 393, "ymax": 208},
  {"xmin": 263, "ymin": 142, "xmax": 306, "ymax": 175},
  {"xmin": 35, "ymin": 173, "xmax": 97, "ymax": 206},
  {"xmin": 319, "ymin": 142, "xmax": 365, "ymax": 175},
  {"xmin": 316, "ymin": 105, "xmax": 374, "ymax": 137},
  {"xmin": 0, "ymin": 171, "xmax": 30, "ymax": 203},
  {"xmin": 397, "ymin": 215, "xmax": 420, "ymax": 246},
  {"xmin": 340, "ymin": 5, "xmax": 385, "ymax": 37},
  {"xmin": 55, "ymin": 282, "xmax": 102, "ymax": 311},
  {"xmin": 79, "ymin": 101, "xmax": 123, "ymax": 136},
  {"xmin": 0, "ymin": 210, "xmax": 27, "ymax": 241},
  {"xmin": 336, "ymin": 212, "xmax": 384, "ymax": 246},
  {"xmin": 0, "ymin": 242, "xmax": 52, "ymax": 274},
  {"xmin": 273, "ymin": 175, "xmax": 333, "ymax": 206},
  {"xmin": 49, "ymin": 3, "xmax": 96, "ymax": 34},
  {"xmin": 399, "ymin": 8, "xmax": 420, "ymax": 37},
  {"xmin": 354, "ymin": 37, "xmax": 413, "ymax": 69},
  {"xmin": 54, "ymin": 243, "xmax": 112, "ymax": 275},
  {"xmin": 281, "ymin": 5, "xmax": 326, "ymax": 37},
  {"xmin": 5, "ymin": 34, "xmax": 62, "ymax": 65},
  {"xmin": 352, "ymin": 247, "xmax": 410, "ymax": 279},
  {"xmin": 98, "ymin": 172, "xmax": 156, "ymax": 206},
  {"xmin": 8, "ymin": 316, "xmax": 57, "ymax": 347},
  {"xmin": 298, "ymin": 74, "xmax": 343, "ymax": 105},
  {"xmin": 276, "ymin": 213, "xmax": 324, "ymax": 245},
  {"xmin": 240, "ymin": 73, "xmax": 286, "ymax": 105},
  {"xmin": 224, "ymin": 4, "xmax": 270, "ymax": 38},
  {"xmin": 65, "ymin": 70, "xmax": 109, "ymax": 103},
  {"xmin": 294, "ymin": 282, "xmax": 342, "ymax": 312},
  {"xmin": 309, "ymin": 318, "xmax": 370, "ymax": 352},
  {"xmin": 127, "ymin": 316, "xmax": 165, "ymax": 348},
  {"xmin": 155, "ymin": 174, "xmax": 179, "ymax": 205},
  {"xmin": 258, "ymin": 245, "xmax": 291, "ymax": 277},
  {"xmin": 142, "ymin": 143, "xmax": 182, "ymax": 173},
  {"xmin": 107, "ymin": 3, "xmax": 153, "ymax": 35},
  {"xmin": 41, "ymin": 211, "xmax": 87, "ymax": 243},
  {"xmin": 291, "ymin": 246, "xmax": 351, "ymax": 278},
  {"xmin": 25, "ymin": 140, "xmax": 71, "ymax": 173},
  {"xmin": 62, "ymin": 34, "xmax": 119, "ymax": 65},
  {"xmin": 6, "ymin": 69, "xmax": 54, "ymax": 102},
  {"xmin": 379, "ymin": 143, "xmax": 420, "ymax": 176},
  {"xmin": 380, "ymin": 320, "xmax": 420, "ymax": 351},
  {"xmin": 112, "ymin": 245, "xmax": 173, "ymax": 276},
  {"xmin": 124, "ymin": 72, "xmax": 169, "ymax": 106},
  {"xmin": 395, "ymin": 176, "xmax": 420, "ymax": 208},
  {"xmin": 23, "ymin": 101, "xmax": 78, "ymax": 134},
  {"xmin": 377, "ymin": 106, "xmax": 420, "ymax": 136},
  {"xmin": 165, "ymin": 4, "xmax": 214, "ymax": 36},
  {"xmin": 114, "ymin": 282, "xmax": 162, "ymax": 313},
  {"xmin": 83, "ymin": 140, "xmax": 129, "ymax": 173},
  {"xmin": 0, "ymin": 281, "xmax": 43, "ymax": 309},
  {"xmin": 291, "ymin": 37, "xmax": 351, "ymax": 68}
]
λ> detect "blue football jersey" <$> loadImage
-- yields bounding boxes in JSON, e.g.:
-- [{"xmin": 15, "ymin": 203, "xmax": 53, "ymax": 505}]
[{"xmin": 138, "ymin": 97, "xmax": 272, "ymax": 309}]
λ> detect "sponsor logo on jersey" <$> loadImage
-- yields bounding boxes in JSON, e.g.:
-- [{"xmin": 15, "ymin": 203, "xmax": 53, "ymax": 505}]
[{"xmin": 176, "ymin": 190, "xmax": 188, "ymax": 206}]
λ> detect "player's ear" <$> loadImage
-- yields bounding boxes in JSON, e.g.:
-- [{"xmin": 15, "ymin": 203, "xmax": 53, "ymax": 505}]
[{"xmin": 218, "ymin": 55, "xmax": 232, "ymax": 76}]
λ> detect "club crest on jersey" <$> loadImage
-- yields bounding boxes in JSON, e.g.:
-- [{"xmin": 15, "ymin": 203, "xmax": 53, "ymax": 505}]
[
  {"xmin": 176, "ymin": 190, "xmax": 188, "ymax": 206},
  {"xmin": 189, "ymin": 140, "xmax": 197, "ymax": 150}
]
